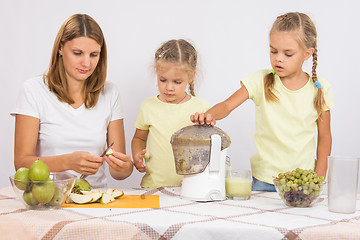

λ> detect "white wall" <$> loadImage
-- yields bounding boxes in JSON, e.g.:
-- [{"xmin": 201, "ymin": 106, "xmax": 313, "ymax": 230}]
[{"xmin": 1, "ymin": 0, "xmax": 359, "ymax": 189}]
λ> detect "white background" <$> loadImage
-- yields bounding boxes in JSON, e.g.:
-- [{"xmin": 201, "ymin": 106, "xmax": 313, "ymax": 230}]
[{"xmin": 1, "ymin": 0, "xmax": 359, "ymax": 189}]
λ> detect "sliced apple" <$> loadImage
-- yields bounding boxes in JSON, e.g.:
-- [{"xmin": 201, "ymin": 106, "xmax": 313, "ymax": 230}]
[
  {"xmin": 100, "ymin": 193, "xmax": 115, "ymax": 204},
  {"xmin": 70, "ymin": 193, "xmax": 92, "ymax": 204},
  {"xmin": 105, "ymin": 188, "xmax": 114, "ymax": 195},
  {"xmin": 112, "ymin": 189, "xmax": 124, "ymax": 198}
]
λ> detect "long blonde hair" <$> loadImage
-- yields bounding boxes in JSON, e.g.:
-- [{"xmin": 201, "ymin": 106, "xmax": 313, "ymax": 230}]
[
  {"xmin": 154, "ymin": 39, "xmax": 197, "ymax": 96},
  {"xmin": 264, "ymin": 12, "xmax": 326, "ymax": 116},
  {"xmin": 45, "ymin": 14, "xmax": 107, "ymax": 108}
]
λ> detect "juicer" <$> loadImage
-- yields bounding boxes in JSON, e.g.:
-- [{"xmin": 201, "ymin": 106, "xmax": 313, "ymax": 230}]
[{"xmin": 171, "ymin": 125, "xmax": 231, "ymax": 202}]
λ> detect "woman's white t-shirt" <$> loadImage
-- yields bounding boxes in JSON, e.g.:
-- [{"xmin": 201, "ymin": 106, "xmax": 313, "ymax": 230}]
[{"xmin": 11, "ymin": 76, "xmax": 125, "ymax": 188}]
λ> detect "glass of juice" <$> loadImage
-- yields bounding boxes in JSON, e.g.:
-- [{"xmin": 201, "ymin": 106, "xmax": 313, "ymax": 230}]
[{"xmin": 226, "ymin": 169, "xmax": 252, "ymax": 200}]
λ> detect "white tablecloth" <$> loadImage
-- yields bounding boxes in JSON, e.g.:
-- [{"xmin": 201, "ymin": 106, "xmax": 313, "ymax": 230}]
[{"xmin": 1, "ymin": 186, "xmax": 360, "ymax": 240}]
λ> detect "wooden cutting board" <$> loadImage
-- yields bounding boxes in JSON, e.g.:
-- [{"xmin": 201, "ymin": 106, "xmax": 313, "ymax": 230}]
[{"xmin": 61, "ymin": 195, "xmax": 160, "ymax": 208}]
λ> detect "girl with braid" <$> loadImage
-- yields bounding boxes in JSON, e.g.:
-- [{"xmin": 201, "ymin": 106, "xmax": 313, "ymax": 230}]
[
  {"xmin": 191, "ymin": 12, "xmax": 334, "ymax": 192},
  {"xmin": 132, "ymin": 39, "xmax": 209, "ymax": 188}
]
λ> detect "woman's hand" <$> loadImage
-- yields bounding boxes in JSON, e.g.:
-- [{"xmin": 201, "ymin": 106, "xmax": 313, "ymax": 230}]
[
  {"xmin": 104, "ymin": 149, "xmax": 134, "ymax": 178},
  {"xmin": 69, "ymin": 151, "xmax": 104, "ymax": 175},
  {"xmin": 133, "ymin": 149, "xmax": 147, "ymax": 173},
  {"xmin": 190, "ymin": 112, "xmax": 216, "ymax": 126}
]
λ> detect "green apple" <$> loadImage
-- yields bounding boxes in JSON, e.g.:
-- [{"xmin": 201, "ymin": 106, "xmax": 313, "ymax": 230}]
[
  {"xmin": 14, "ymin": 167, "xmax": 30, "ymax": 191},
  {"xmin": 49, "ymin": 187, "xmax": 64, "ymax": 206},
  {"xmin": 32, "ymin": 179, "xmax": 55, "ymax": 203},
  {"xmin": 69, "ymin": 193, "xmax": 92, "ymax": 204},
  {"xmin": 23, "ymin": 191, "xmax": 39, "ymax": 206},
  {"xmin": 28, "ymin": 160, "xmax": 50, "ymax": 181}
]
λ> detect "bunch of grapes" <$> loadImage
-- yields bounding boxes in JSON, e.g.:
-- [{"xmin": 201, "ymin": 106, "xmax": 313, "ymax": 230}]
[{"xmin": 273, "ymin": 168, "xmax": 325, "ymax": 207}]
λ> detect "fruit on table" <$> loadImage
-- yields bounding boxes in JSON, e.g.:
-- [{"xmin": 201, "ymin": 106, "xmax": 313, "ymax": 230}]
[
  {"xmin": 32, "ymin": 179, "xmax": 55, "ymax": 203},
  {"xmin": 71, "ymin": 179, "xmax": 91, "ymax": 193},
  {"xmin": 274, "ymin": 168, "xmax": 325, "ymax": 207},
  {"xmin": 68, "ymin": 188, "xmax": 124, "ymax": 204},
  {"xmin": 14, "ymin": 168, "xmax": 30, "ymax": 191},
  {"xmin": 28, "ymin": 160, "xmax": 50, "ymax": 181}
]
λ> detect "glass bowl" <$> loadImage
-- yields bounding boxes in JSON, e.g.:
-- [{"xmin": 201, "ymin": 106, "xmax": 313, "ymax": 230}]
[
  {"xmin": 273, "ymin": 179, "xmax": 325, "ymax": 207},
  {"xmin": 9, "ymin": 172, "xmax": 76, "ymax": 210}
]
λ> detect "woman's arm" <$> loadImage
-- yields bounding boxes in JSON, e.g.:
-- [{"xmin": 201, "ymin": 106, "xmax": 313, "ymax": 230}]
[
  {"xmin": 191, "ymin": 85, "xmax": 249, "ymax": 125},
  {"xmin": 315, "ymin": 110, "xmax": 332, "ymax": 177},
  {"xmin": 131, "ymin": 128, "xmax": 149, "ymax": 172},
  {"xmin": 105, "ymin": 119, "xmax": 133, "ymax": 180},
  {"xmin": 14, "ymin": 115, "xmax": 103, "ymax": 175}
]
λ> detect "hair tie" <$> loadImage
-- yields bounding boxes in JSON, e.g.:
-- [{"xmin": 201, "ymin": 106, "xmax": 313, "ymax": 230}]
[
  {"xmin": 314, "ymin": 80, "xmax": 322, "ymax": 89},
  {"xmin": 270, "ymin": 69, "xmax": 276, "ymax": 75}
]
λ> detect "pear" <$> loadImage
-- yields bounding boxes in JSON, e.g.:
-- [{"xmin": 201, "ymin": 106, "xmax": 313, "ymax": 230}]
[
  {"xmin": 105, "ymin": 148, "xmax": 113, "ymax": 156},
  {"xmin": 89, "ymin": 192, "xmax": 103, "ymax": 203},
  {"xmin": 14, "ymin": 167, "xmax": 30, "ymax": 191},
  {"xmin": 112, "ymin": 189, "xmax": 124, "ymax": 198},
  {"xmin": 72, "ymin": 179, "xmax": 91, "ymax": 193},
  {"xmin": 28, "ymin": 160, "xmax": 50, "ymax": 181},
  {"xmin": 100, "ymin": 193, "xmax": 115, "ymax": 204},
  {"xmin": 23, "ymin": 191, "xmax": 39, "ymax": 206},
  {"xmin": 69, "ymin": 193, "xmax": 92, "ymax": 204},
  {"xmin": 32, "ymin": 179, "xmax": 55, "ymax": 203},
  {"xmin": 49, "ymin": 187, "xmax": 64, "ymax": 206}
]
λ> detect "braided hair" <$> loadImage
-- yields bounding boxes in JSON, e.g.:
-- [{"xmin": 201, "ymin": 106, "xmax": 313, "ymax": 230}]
[{"xmin": 264, "ymin": 12, "xmax": 327, "ymax": 116}]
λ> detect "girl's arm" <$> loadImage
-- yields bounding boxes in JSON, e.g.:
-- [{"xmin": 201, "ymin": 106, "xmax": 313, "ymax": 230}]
[
  {"xmin": 105, "ymin": 119, "xmax": 134, "ymax": 180},
  {"xmin": 315, "ymin": 110, "xmax": 332, "ymax": 177},
  {"xmin": 14, "ymin": 115, "xmax": 104, "ymax": 175},
  {"xmin": 191, "ymin": 85, "xmax": 249, "ymax": 125},
  {"xmin": 131, "ymin": 129, "xmax": 149, "ymax": 173}
]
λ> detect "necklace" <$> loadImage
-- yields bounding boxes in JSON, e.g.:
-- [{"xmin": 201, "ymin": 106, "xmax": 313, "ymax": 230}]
[{"xmin": 165, "ymin": 93, "xmax": 188, "ymax": 104}]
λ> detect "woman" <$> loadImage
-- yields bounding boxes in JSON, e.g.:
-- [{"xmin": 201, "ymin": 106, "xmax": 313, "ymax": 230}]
[{"xmin": 11, "ymin": 14, "xmax": 133, "ymax": 188}]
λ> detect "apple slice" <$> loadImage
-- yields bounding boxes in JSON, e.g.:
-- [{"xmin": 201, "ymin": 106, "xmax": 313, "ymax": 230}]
[
  {"xmin": 100, "ymin": 193, "xmax": 115, "ymax": 204},
  {"xmin": 112, "ymin": 189, "xmax": 124, "ymax": 198},
  {"xmin": 70, "ymin": 193, "xmax": 92, "ymax": 204}
]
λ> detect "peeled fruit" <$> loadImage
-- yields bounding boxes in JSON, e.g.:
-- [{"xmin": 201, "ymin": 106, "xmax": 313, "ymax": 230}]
[
  {"xmin": 69, "ymin": 193, "xmax": 92, "ymax": 204},
  {"xmin": 14, "ymin": 168, "xmax": 30, "ymax": 191},
  {"xmin": 100, "ymin": 193, "xmax": 115, "ymax": 204},
  {"xmin": 112, "ymin": 189, "xmax": 124, "ymax": 198},
  {"xmin": 23, "ymin": 191, "xmax": 39, "ymax": 206},
  {"xmin": 32, "ymin": 179, "xmax": 55, "ymax": 203},
  {"xmin": 29, "ymin": 160, "xmax": 50, "ymax": 181},
  {"xmin": 67, "ymin": 188, "xmax": 123, "ymax": 204},
  {"xmin": 105, "ymin": 148, "xmax": 114, "ymax": 156}
]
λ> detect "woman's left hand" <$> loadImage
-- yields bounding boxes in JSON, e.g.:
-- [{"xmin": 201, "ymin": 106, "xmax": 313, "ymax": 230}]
[{"xmin": 104, "ymin": 149, "xmax": 133, "ymax": 180}]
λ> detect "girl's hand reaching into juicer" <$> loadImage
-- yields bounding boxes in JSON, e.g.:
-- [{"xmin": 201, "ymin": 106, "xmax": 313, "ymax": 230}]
[{"xmin": 190, "ymin": 112, "xmax": 216, "ymax": 126}]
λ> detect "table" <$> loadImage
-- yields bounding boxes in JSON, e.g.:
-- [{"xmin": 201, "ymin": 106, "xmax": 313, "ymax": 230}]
[{"xmin": 1, "ymin": 186, "xmax": 360, "ymax": 240}]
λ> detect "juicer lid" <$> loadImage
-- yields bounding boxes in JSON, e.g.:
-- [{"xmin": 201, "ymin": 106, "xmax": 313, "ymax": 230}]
[{"xmin": 171, "ymin": 125, "xmax": 231, "ymax": 150}]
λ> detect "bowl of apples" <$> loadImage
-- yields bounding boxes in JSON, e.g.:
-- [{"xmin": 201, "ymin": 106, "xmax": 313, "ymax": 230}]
[{"xmin": 10, "ymin": 160, "xmax": 76, "ymax": 210}]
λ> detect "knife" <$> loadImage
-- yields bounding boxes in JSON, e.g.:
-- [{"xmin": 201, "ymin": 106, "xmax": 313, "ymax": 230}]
[{"xmin": 80, "ymin": 142, "xmax": 114, "ymax": 180}]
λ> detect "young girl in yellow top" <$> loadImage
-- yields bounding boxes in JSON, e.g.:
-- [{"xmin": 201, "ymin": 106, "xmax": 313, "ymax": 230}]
[
  {"xmin": 191, "ymin": 12, "xmax": 334, "ymax": 192},
  {"xmin": 132, "ymin": 39, "xmax": 209, "ymax": 188}
]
